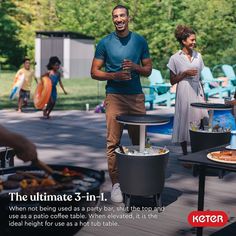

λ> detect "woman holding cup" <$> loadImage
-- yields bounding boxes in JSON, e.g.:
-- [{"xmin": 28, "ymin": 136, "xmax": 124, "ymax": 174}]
[{"xmin": 167, "ymin": 25, "xmax": 208, "ymax": 156}]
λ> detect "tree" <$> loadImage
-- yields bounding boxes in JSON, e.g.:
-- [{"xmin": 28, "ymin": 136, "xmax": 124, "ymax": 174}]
[
  {"xmin": 0, "ymin": 0, "xmax": 235, "ymax": 71},
  {"xmin": 13, "ymin": 0, "xmax": 61, "ymax": 62},
  {"xmin": 0, "ymin": 0, "xmax": 25, "ymax": 69},
  {"xmin": 181, "ymin": 0, "xmax": 236, "ymax": 67}
]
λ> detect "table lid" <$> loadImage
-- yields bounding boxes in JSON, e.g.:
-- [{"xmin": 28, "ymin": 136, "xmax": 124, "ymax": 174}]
[
  {"xmin": 191, "ymin": 102, "xmax": 232, "ymax": 109},
  {"xmin": 116, "ymin": 114, "xmax": 169, "ymax": 125}
]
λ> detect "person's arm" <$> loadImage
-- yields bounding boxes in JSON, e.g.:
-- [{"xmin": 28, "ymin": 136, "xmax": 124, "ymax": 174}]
[
  {"xmin": 170, "ymin": 69, "xmax": 198, "ymax": 85},
  {"xmin": 0, "ymin": 125, "xmax": 38, "ymax": 162},
  {"xmin": 13, "ymin": 70, "xmax": 21, "ymax": 83},
  {"xmin": 59, "ymin": 79, "xmax": 67, "ymax": 94},
  {"xmin": 34, "ymin": 76, "xmax": 38, "ymax": 84},
  {"xmin": 90, "ymin": 58, "xmax": 131, "ymax": 81},
  {"xmin": 32, "ymin": 70, "xmax": 38, "ymax": 84},
  {"xmin": 225, "ymin": 99, "xmax": 236, "ymax": 105},
  {"xmin": 122, "ymin": 58, "xmax": 152, "ymax": 77}
]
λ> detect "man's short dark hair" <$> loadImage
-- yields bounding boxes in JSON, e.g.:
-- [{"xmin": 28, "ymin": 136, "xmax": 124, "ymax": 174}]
[
  {"xmin": 112, "ymin": 5, "xmax": 129, "ymax": 16},
  {"xmin": 23, "ymin": 58, "xmax": 30, "ymax": 63}
]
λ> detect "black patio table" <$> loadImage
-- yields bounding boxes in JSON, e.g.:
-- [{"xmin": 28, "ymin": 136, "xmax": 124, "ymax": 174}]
[{"xmin": 178, "ymin": 145, "xmax": 236, "ymax": 236}]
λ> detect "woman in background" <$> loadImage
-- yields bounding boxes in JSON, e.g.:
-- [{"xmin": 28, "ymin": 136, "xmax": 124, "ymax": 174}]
[{"xmin": 167, "ymin": 25, "xmax": 208, "ymax": 155}]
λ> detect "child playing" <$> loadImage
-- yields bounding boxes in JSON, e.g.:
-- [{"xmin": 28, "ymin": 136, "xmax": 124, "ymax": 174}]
[
  {"xmin": 43, "ymin": 56, "xmax": 67, "ymax": 119},
  {"xmin": 15, "ymin": 58, "xmax": 37, "ymax": 112}
]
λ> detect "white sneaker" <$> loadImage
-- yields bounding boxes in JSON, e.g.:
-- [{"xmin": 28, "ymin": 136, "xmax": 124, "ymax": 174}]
[{"xmin": 111, "ymin": 183, "xmax": 123, "ymax": 203}]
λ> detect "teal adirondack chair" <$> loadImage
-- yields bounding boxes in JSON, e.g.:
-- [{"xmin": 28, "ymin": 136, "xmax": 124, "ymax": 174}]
[
  {"xmin": 143, "ymin": 69, "xmax": 175, "ymax": 107},
  {"xmin": 221, "ymin": 64, "xmax": 236, "ymax": 89},
  {"xmin": 142, "ymin": 86, "xmax": 155, "ymax": 110},
  {"xmin": 201, "ymin": 67, "xmax": 231, "ymax": 100}
]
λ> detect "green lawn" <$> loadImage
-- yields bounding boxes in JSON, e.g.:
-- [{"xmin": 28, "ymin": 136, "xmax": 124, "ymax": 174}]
[
  {"xmin": 0, "ymin": 72, "xmax": 149, "ymax": 110},
  {"xmin": 0, "ymin": 72, "xmax": 107, "ymax": 110}
]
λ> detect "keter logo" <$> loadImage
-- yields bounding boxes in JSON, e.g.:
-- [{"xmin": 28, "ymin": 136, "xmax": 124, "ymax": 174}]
[{"xmin": 188, "ymin": 211, "xmax": 228, "ymax": 227}]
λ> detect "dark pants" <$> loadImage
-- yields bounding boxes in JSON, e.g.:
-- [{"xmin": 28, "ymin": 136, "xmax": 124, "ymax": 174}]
[{"xmin": 19, "ymin": 89, "xmax": 30, "ymax": 100}]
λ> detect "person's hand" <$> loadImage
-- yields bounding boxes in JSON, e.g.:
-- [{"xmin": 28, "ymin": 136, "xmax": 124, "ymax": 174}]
[
  {"xmin": 38, "ymin": 79, "xmax": 43, "ymax": 85},
  {"xmin": 113, "ymin": 71, "xmax": 131, "ymax": 81},
  {"xmin": 14, "ymin": 136, "xmax": 38, "ymax": 162},
  {"xmin": 0, "ymin": 126, "xmax": 38, "ymax": 163},
  {"xmin": 225, "ymin": 99, "xmax": 235, "ymax": 105},
  {"xmin": 122, "ymin": 59, "xmax": 137, "ymax": 71},
  {"xmin": 64, "ymin": 91, "xmax": 68, "ymax": 95},
  {"xmin": 182, "ymin": 69, "xmax": 198, "ymax": 78}
]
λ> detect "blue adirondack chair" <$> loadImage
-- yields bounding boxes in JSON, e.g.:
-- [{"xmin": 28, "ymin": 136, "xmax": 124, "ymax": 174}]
[
  {"xmin": 221, "ymin": 64, "xmax": 236, "ymax": 89},
  {"xmin": 143, "ymin": 69, "xmax": 175, "ymax": 107},
  {"xmin": 201, "ymin": 67, "xmax": 231, "ymax": 100}
]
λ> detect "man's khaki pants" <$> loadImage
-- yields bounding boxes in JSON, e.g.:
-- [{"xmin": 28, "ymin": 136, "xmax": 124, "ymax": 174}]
[{"xmin": 105, "ymin": 93, "xmax": 146, "ymax": 185}]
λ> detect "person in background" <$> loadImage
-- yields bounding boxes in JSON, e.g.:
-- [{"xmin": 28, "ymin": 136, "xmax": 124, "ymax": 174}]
[
  {"xmin": 42, "ymin": 56, "xmax": 67, "ymax": 119},
  {"xmin": 167, "ymin": 25, "xmax": 208, "ymax": 156},
  {"xmin": 90, "ymin": 5, "xmax": 152, "ymax": 203},
  {"xmin": 0, "ymin": 125, "xmax": 37, "ymax": 162},
  {"xmin": 15, "ymin": 58, "xmax": 37, "ymax": 112}
]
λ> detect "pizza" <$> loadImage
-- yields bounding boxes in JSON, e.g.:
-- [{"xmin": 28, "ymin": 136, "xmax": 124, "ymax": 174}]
[{"xmin": 208, "ymin": 150, "xmax": 236, "ymax": 163}]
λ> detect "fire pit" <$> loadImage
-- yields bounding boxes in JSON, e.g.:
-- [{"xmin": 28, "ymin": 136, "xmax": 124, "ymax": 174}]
[
  {"xmin": 0, "ymin": 164, "xmax": 104, "ymax": 235},
  {"xmin": 116, "ymin": 115, "xmax": 169, "ymax": 211}
]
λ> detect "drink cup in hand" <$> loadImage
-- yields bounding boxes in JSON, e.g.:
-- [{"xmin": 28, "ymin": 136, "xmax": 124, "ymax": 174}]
[
  {"xmin": 183, "ymin": 68, "xmax": 198, "ymax": 79},
  {"xmin": 122, "ymin": 59, "xmax": 131, "ymax": 80},
  {"xmin": 124, "ymin": 69, "xmax": 131, "ymax": 80},
  {"xmin": 191, "ymin": 68, "xmax": 198, "ymax": 76}
]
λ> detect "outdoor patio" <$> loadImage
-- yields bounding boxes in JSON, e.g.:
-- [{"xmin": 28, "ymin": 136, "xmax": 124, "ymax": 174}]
[{"xmin": 0, "ymin": 106, "xmax": 236, "ymax": 236}]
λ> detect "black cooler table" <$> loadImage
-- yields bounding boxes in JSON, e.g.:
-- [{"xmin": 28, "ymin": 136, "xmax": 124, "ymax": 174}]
[
  {"xmin": 116, "ymin": 114, "xmax": 169, "ymax": 211},
  {"xmin": 190, "ymin": 102, "xmax": 233, "ymax": 152},
  {"xmin": 191, "ymin": 102, "xmax": 232, "ymax": 130},
  {"xmin": 190, "ymin": 103, "xmax": 233, "ymax": 177}
]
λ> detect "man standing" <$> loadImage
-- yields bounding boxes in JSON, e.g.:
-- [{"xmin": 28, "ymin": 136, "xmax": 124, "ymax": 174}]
[
  {"xmin": 91, "ymin": 5, "xmax": 152, "ymax": 203},
  {"xmin": 15, "ymin": 58, "xmax": 37, "ymax": 112}
]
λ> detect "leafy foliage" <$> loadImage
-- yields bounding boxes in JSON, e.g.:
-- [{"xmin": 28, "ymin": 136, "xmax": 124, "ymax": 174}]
[
  {"xmin": 0, "ymin": 0, "xmax": 25, "ymax": 69},
  {"xmin": 0, "ymin": 0, "xmax": 235, "ymax": 72}
]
